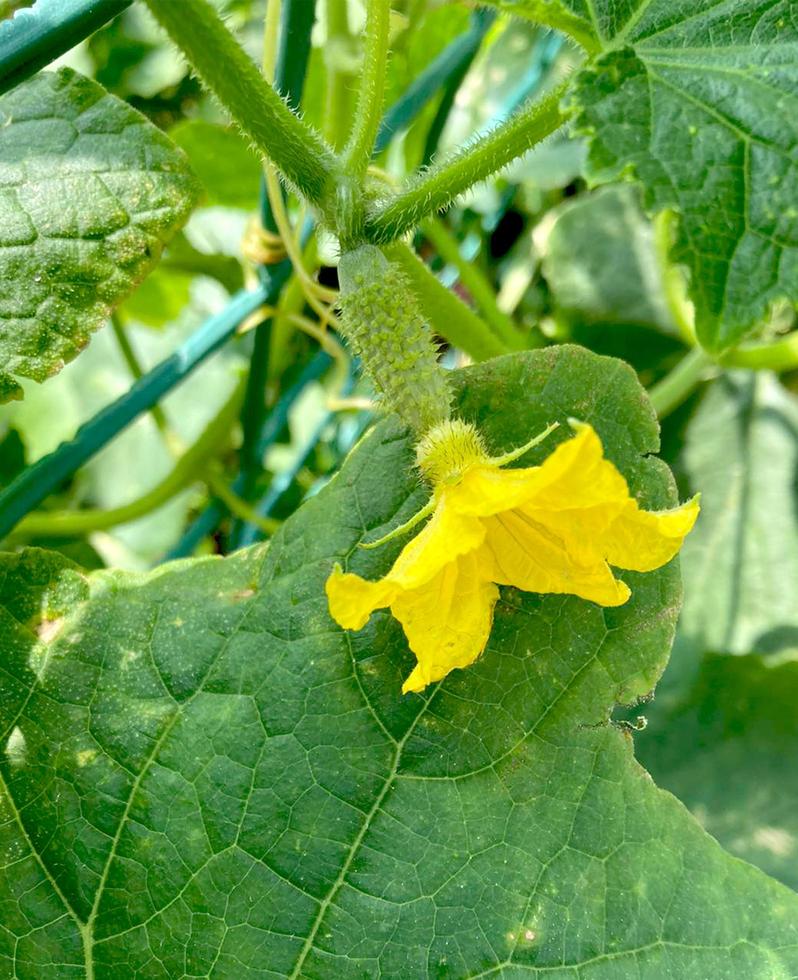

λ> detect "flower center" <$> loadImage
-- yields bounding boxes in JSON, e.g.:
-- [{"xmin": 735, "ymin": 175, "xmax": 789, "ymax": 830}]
[{"xmin": 415, "ymin": 419, "xmax": 489, "ymax": 486}]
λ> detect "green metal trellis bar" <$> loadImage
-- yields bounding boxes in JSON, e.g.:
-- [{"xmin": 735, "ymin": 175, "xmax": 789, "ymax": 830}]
[
  {"xmin": 165, "ymin": 348, "xmax": 332, "ymax": 561},
  {"xmin": 374, "ymin": 9, "xmax": 495, "ymax": 156},
  {"xmin": 0, "ymin": 285, "xmax": 271, "ymax": 541},
  {"xmin": 238, "ymin": 0, "xmax": 317, "ymax": 508},
  {"xmin": 0, "ymin": 0, "xmax": 131, "ymax": 95}
]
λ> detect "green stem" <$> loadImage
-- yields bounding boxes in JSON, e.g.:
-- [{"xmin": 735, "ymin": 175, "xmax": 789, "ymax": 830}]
[
  {"xmin": 110, "ymin": 315, "xmax": 171, "ymax": 438},
  {"xmin": 648, "ymin": 348, "xmax": 715, "ymax": 419},
  {"xmin": 144, "ymin": 0, "xmax": 339, "ymax": 214},
  {"xmin": 721, "ymin": 332, "xmax": 798, "ymax": 371},
  {"xmin": 422, "ymin": 218, "xmax": 527, "ymax": 351},
  {"xmin": 385, "ymin": 242, "xmax": 509, "ymax": 362},
  {"xmin": 206, "ymin": 467, "xmax": 280, "ymax": 535},
  {"xmin": 13, "ymin": 379, "xmax": 245, "ymax": 538},
  {"xmin": 323, "ymin": 0, "xmax": 354, "ymax": 149},
  {"xmin": 343, "ymin": 0, "xmax": 390, "ymax": 176},
  {"xmin": 365, "ymin": 80, "xmax": 568, "ymax": 243}
]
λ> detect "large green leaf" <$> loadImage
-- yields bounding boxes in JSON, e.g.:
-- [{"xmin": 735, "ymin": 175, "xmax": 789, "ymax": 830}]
[
  {"xmin": 2, "ymin": 348, "xmax": 798, "ymax": 977},
  {"xmin": 0, "ymin": 68, "xmax": 199, "ymax": 401},
  {"xmin": 485, "ymin": 0, "xmax": 798, "ymax": 353},
  {"xmin": 679, "ymin": 371, "xmax": 798, "ymax": 657}
]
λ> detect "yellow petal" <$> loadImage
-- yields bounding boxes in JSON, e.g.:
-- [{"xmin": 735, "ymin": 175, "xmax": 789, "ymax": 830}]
[
  {"xmin": 447, "ymin": 463, "xmax": 545, "ymax": 516},
  {"xmin": 394, "ymin": 552, "xmax": 499, "ymax": 694},
  {"xmin": 448, "ymin": 424, "xmax": 628, "ymax": 522},
  {"xmin": 326, "ymin": 563, "xmax": 397, "ymax": 631},
  {"xmin": 326, "ymin": 498, "xmax": 484, "ymax": 632},
  {"xmin": 601, "ymin": 495, "xmax": 700, "ymax": 572},
  {"xmin": 387, "ymin": 495, "xmax": 485, "ymax": 591},
  {"xmin": 524, "ymin": 422, "xmax": 630, "ymax": 509},
  {"xmin": 481, "ymin": 510, "xmax": 631, "ymax": 607}
]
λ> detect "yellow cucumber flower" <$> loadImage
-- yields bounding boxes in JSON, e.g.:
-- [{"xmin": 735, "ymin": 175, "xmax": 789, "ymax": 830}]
[{"xmin": 327, "ymin": 419, "xmax": 699, "ymax": 695}]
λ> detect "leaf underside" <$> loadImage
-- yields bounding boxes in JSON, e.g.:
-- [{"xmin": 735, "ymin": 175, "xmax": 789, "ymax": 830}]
[
  {"xmin": 679, "ymin": 371, "xmax": 798, "ymax": 656},
  {"xmin": 0, "ymin": 68, "xmax": 199, "ymax": 401},
  {"xmin": 1, "ymin": 348, "xmax": 797, "ymax": 978},
  {"xmin": 485, "ymin": 0, "xmax": 798, "ymax": 353},
  {"xmin": 540, "ymin": 184, "xmax": 675, "ymax": 333}
]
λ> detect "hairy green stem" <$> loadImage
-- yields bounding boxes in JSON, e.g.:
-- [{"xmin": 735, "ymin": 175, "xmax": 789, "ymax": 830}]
[
  {"xmin": 13, "ymin": 379, "xmax": 245, "ymax": 538},
  {"xmin": 344, "ymin": 0, "xmax": 390, "ymax": 176},
  {"xmin": 422, "ymin": 218, "xmax": 526, "ymax": 351},
  {"xmin": 144, "ymin": 0, "xmax": 338, "ymax": 214},
  {"xmin": 648, "ymin": 348, "xmax": 715, "ymax": 419},
  {"xmin": 365, "ymin": 80, "xmax": 568, "ymax": 243}
]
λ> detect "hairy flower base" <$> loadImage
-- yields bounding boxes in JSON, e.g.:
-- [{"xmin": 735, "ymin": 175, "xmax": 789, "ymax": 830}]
[{"xmin": 327, "ymin": 422, "xmax": 699, "ymax": 694}]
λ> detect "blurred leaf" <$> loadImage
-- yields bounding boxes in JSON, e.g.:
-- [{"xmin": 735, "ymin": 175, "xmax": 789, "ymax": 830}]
[
  {"xmin": 161, "ymin": 231, "xmax": 244, "ymax": 294},
  {"xmin": 384, "ymin": 5, "xmax": 472, "ymax": 169},
  {"xmin": 679, "ymin": 371, "xmax": 798, "ymax": 658},
  {"xmin": 3, "ymin": 349, "xmax": 798, "ymax": 976},
  {"xmin": 384, "ymin": 5, "xmax": 471, "ymax": 108},
  {"xmin": 442, "ymin": 18, "xmax": 541, "ymax": 153},
  {"xmin": 0, "ymin": 68, "xmax": 199, "ymax": 400},
  {"xmin": 626, "ymin": 368, "xmax": 798, "ymax": 891},
  {"xmin": 169, "ymin": 119, "xmax": 262, "ymax": 209},
  {"xmin": 635, "ymin": 646, "xmax": 798, "ymax": 892},
  {"xmin": 117, "ymin": 266, "xmax": 193, "ymax": 328},
  {"xmin": 507, "ymin": 135, "xmax": 586, "ymax": 191},
  {"xmin": 538, "ymin": 185, "xmax": 676, "ymax": 333},
  {"xmin": 117, "ymin": 232, "xmax": 245, "ymax": 328}
]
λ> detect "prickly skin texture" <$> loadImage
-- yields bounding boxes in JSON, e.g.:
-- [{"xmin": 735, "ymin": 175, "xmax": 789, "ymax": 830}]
[{"xmin": 338, "ymin": 246, "xmax": 451, "ymax": 435}]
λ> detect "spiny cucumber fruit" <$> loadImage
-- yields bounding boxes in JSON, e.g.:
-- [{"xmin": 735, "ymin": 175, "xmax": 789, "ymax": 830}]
[{"xmin": 337, "ymin": 245, "xmax": 451, "ymax": 435}]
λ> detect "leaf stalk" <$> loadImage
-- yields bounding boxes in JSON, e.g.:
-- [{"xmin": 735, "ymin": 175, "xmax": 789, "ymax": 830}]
[
  {"xmin": 144, "ymin": 0, "xmax": 339, "ymax": 216},
  {"xmin": 364, "ymin": 80, "xmax": 569, "ymax": 243}
]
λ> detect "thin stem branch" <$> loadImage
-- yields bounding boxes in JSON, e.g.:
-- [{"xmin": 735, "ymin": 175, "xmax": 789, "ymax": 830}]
[
  {"xmin": 323, "ymin": 0, "xmax": 355, "ymax": 149},
  {"xmin": 144, "ymin": 0, "xmax": 339, "ymax": 214},
  {"xmin": 206, "ymin": 467, "xmax": 280, "ymax": 534},
  {"xmin": 12, "ymin": 379, "xmax": 245, "ymax": 538},
  {"xmin": 365, "ymin": 80, "xmax": 569, "ymax": 243},
  {"xmin": 648, "ymin": 348, "xmax": 716, "ymax": 419},
  {"xmin": 344, "ymin": 0, "xmax": 391, "ymax": 178},
  {"xmin": 721, "ymin": 331, "xmax": 798, "ymax": 371},
  {"xmin": 262, "ymin": 0, "xmax": 282, "ymax": 80},
  {"xmin": 265, "ymin": 167, "xmax": 337, "ymax": 318}
]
